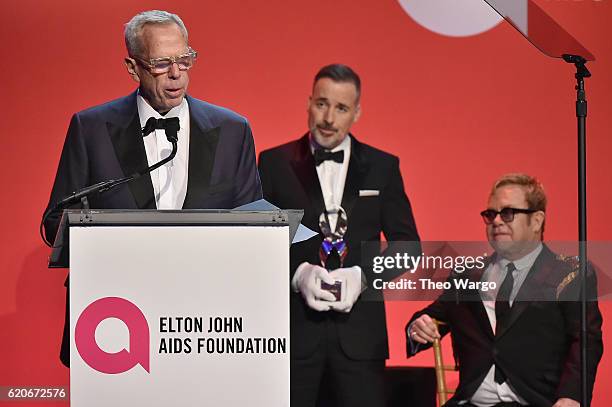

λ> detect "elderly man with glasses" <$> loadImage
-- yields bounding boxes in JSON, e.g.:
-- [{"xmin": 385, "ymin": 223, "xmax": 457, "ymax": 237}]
[
  {"xmin": 406, "ymin": 173, "xmax": 602, "ymax": 407},
  {"xmin": 43, "ymin": 10, "xmax": 262, "ymax": 367}
]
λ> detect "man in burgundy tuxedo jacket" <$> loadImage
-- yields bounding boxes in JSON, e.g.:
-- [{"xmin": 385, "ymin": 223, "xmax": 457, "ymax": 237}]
[{"xmin": 407, "ymin": 174, "xmax": 603, "ymax": 407}]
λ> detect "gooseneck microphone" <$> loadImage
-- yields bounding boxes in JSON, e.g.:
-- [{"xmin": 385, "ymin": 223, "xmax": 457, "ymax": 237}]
[{"xmin": 40, "ymin": 117, "xmax": 180, "ymax": 247}]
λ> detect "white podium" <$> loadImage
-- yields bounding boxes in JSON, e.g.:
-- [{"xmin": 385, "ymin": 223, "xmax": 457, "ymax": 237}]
[{"xmin": 50, "ymin": 209, "xmax": 302, "ymax": 407}]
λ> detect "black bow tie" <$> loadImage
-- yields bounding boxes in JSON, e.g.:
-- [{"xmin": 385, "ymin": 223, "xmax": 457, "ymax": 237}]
[
  {"xmin": 314, "ymin": 148, "xmax": 344, "ymax": 166},
  {"xmin": 141, "ymin": 117, "xmax": 180, "ymax": 142}
]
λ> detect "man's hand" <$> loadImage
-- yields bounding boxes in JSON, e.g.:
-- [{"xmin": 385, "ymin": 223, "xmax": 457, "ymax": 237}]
[
  {"xmin": 408, "ymin": 314, "xmax": 440, "ymax": 344},
  {"xmin": 292, "ymin": 262, "xmax": 337, "ymax": 311},
  {"xmin": 328, "ymin": 266, "xmax": 364, "ymax": 313},
  {"xmin": 552, "ymin": 398, "xmax": 579, "ymax": 407}
]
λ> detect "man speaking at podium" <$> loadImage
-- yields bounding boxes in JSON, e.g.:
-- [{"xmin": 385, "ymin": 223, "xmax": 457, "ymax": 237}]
[
  {"xmin": 407, "ymin": 174, "xmax": 603, "ymax": 407},
  {"xmin": 43, "ymin": 10, "xmax": 262, "ymax": 366},
  {"xmin": 258, "ymin": 64, "xmax": 420, "ymax": 407}
]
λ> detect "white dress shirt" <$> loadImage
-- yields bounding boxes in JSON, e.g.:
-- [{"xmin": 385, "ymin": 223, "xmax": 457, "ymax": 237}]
[
  {"xmin": 468, "ymin": 243, "xmax": 543, "ymax": 407},
  {"xmin": 310, "ymin": 134, "xmax": 351, "ymax": 232},
  {"xmin": 137, "ymin": 95, "xmax": 190, "ymax": 209}
]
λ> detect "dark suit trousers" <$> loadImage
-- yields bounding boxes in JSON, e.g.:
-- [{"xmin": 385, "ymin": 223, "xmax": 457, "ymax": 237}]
[{"xmin": 291, "ymin": 318, "xmax": 385, "ymax": 407}]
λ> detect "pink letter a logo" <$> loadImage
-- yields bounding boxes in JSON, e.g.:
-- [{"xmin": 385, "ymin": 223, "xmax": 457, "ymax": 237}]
[{"xmin": 75, "ymin": 297, "xmax": 150, "ymax": 374}]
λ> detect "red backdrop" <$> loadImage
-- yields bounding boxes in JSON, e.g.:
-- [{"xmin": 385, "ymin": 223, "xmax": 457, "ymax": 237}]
[{"xmin": 2, "ymin": 0, "xmax": 611, "ymax": 405}]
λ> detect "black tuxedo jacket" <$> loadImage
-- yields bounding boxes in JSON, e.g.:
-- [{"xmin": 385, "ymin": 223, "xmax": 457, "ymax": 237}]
[
  {"xmin": 44, "ymin": 91, "xmax": 262, "ymax": 366},
  {"xmin": 258, "ymin": 134, "xmax": 420, "ymax": 360},
  {"xmin": 44, "ymin": 91, "xmax": 262, "ymax": 242},
  {"xmin": 407, "ymin": 245, "xmax": 603, "ymax": 407}
]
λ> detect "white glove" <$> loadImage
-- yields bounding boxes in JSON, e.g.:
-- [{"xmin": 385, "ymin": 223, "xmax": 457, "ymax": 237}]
[
  {"xmin": 292, "ymin": 262, "xmax": 337, "ymax": 311},
  {"xmin": 328, "ymin": 266, "xmax": 365, "ymax": 313}
]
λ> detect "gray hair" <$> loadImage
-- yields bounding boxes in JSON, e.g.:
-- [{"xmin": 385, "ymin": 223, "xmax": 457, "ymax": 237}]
[{"xmin": 124, "ymin": 10, "xmax": 188, "ymax": 57}]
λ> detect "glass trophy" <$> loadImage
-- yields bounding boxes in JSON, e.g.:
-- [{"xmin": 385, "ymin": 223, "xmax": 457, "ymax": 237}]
[{"xmin": 318, "ymin": 206, "xmax": 348, "ymax": 301}]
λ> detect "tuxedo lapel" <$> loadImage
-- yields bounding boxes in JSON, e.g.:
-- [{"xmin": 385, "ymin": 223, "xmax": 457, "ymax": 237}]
[
  {"xmin": 341, "ymin": 135, "xmax": 368, "ymax": 219},
  {"xmin": 290, "ymin": 135, "xmax": 325, "ymax": 219},
  {"xmin": 495, "ymin": 246, "xmax": 555, "ymax": 340},
  {"xmin": 182, "ymin": 99, "xmax": 219, "ymax": 209},
  {"xmin": 107, "ymin": 92, "xmax": 156, "ymax": 209}
]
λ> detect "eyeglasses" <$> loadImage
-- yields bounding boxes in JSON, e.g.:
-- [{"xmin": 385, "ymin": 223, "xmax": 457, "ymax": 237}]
[
  {"xmin": 480, "ymin": 207, "xmax": 538, "ymax": 224},
  {"xmin": 132, "ymin": 47, "xmax": 197, "ymax": 74}
]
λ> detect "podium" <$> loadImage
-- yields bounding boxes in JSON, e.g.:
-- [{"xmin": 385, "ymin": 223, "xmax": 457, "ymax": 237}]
[{"xmin": 50, "ymin": 209, "xmax": 303, "ymax": 407}]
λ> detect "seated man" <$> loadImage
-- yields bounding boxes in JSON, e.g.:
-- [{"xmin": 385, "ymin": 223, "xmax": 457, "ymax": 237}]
[{"xmin": 406, "ymin": 173, "xmax": 602, "ymax": 407}]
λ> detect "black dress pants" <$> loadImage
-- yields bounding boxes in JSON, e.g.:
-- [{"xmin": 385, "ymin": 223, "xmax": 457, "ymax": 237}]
[{"xmin": 291, "ymin": 319, "xmax": 385, "ymax": 407}]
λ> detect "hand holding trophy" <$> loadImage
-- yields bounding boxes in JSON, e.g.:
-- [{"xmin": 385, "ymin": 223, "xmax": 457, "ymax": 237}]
[{"xmin": 318, "ymin": 206, "xmax": 349, "ymax": 302}]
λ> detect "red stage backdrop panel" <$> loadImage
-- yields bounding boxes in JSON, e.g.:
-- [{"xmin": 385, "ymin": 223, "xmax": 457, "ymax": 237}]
[{"xmin": 1, "ymin": 1, "xmax": 610, "ymax": 405}]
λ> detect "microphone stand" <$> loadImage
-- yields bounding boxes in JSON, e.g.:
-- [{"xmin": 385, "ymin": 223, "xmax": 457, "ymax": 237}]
[
  {"xmin": 562, "ymin": 53, "xmax": 590, "ymax": 407},
  {"xmin": 480, "ymin": 2, "xmax": 595, "ymax": 404},
  {"xmin": 40, "ymin": 126, "xmax": 179, "ymax": 247}
]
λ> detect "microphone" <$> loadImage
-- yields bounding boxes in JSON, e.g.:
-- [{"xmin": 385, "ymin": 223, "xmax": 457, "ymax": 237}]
[
  {"xmin": 161, "ymin": 117, "xmax": 179, "ymax": 143},
  {"xmin": 40, "ymin": 118, "xmax": 181, "ymax": 247}
]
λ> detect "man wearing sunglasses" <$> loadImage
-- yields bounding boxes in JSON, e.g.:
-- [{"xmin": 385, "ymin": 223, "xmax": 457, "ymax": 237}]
[
  {"xmin": 406, "ymin": 174, "xmax": 602, "ymax": 407},
  {"xmin": 43, "ymin": 10, "xmax": 262, "ymax": 367}
]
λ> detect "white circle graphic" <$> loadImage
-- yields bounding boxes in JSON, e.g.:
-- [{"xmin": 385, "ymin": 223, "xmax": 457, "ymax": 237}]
[
  {"xmin": 95, "ymin": 317, "xmax": 130, "ymax": 353},
  {"xmin": 398, "ymin": 0, "xmax": 503, "ymax": 37}
]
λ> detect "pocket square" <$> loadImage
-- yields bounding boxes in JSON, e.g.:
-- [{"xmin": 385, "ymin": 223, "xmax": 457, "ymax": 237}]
[{"xmin": 359, "ymin": 190, "xmax": 379, "ymax": 197}]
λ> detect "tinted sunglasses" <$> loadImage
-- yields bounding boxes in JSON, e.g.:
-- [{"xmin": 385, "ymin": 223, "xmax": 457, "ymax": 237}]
[{"xmin": 480, "ymin": 207, "xmax": 538, "ymax": 224}]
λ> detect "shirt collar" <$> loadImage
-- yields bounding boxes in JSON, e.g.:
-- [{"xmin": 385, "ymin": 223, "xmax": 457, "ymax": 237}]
[
  {"xmin": 309, "ymin": 133, "xmax": 351, "ymax": 155},
  {"xmin": 137, "ymin": 91, "xmax": 188, "ymax": 128},
  {"xmin": 498, "ymin": 243, "xmax": 543, "ymax": 272}
]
